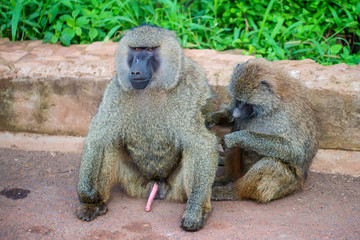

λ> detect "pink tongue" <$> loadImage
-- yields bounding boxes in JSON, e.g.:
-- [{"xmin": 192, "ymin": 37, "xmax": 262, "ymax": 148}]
[{"xmin": 145, "ymin": 183, "xmax": 158, "ymax": 212}]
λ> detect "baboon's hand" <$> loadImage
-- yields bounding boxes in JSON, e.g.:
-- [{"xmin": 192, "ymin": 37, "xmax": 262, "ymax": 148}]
[
  {"xmin": 211, "ymin": 184, "xmax": 235, "ymax": 201},
  {"xmin": 76, "ymin": 202, "xmax": 107, "ymax": 221},
  {"xmin": 221, "ymin": 136, "xmax": 231, "ymax": 152},
  {"xmin": 222, "ymin": 132, "xmax": 244, "ymax": 151},
  {"xmin": 212, "ymin": 176, "xmax": 233, "ymax": 186},
  {"xmin": 180, "ymin": 214, "xmax": 205, "ymax": 232}
]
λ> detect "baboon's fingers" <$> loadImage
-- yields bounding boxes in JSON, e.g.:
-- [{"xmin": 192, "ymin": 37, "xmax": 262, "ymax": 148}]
[{"xmin": 76, "ymin": 203, "xmax": 107, "ymax": 221}]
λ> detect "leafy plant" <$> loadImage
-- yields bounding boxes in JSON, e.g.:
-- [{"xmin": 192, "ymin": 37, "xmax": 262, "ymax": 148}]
[{"xmin": 0, "ymin": 0, "xmax": 359, "ymax": 65}]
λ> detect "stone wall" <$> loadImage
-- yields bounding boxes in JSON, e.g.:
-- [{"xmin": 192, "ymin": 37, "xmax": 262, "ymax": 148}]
[{"xmin": 0, "ymin": 38, "xmax": 359, "ymax": 150}]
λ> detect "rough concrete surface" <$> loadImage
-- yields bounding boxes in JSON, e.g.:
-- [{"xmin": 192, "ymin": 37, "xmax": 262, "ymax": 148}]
[
  {"xmin": 0, "ymin": 39, "xmax": 359, "ymax": 150},
  {"xmin": 1, "ymin": 131, "xmax": 359, "ymax": 178},
  {"xmin": 0, "ymin": 148, "xmax": 359, "ymax": 240}
]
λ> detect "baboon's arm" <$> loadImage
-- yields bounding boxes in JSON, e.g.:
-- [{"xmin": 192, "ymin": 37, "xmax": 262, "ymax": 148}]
[
  {"xmin": 78, "ymin": 128, "xmax": 122, "ymax": 204},
  {"xmin": 180, "ymin": 123, "xmax": 218, "ymax": 230},
  {"xmin": 223, "ymin": 130, "xmax": 304, "ymax": 163},
  {"xmin": 77, "ymin": 78, "xmax": 123, "ymax": 203}
]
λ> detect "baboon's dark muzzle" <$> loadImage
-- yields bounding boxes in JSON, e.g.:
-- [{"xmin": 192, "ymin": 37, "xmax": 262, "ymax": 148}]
[{"xmin": 130, "ymin": 79, "xmax": 151, "ymax": 89}]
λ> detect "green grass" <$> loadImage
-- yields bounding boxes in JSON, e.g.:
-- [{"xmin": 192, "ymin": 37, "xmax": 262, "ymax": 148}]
[{"xmin": 0, "ymin": 0, "xmax": 359, "ymax": 65}]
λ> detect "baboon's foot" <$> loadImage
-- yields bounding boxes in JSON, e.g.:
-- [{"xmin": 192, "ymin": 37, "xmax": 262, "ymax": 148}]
[
  {"xmin": 211, "ymin": 184, "xmax": 236, "ymax": 201},
  {"xmin": 76, "ymin": 202, "xmax": 107, "ymax": 221},
  {"xmin": 180, "ymin": 209, "xmax": 211, "ymax": 231}
]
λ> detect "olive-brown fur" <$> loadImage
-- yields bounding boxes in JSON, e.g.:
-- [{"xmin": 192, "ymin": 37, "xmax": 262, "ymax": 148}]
[
  {"xmin": 208, "ymin": 58, "xmax": 320, "ymax": 202},
  {"xmin": 76, "ymin": 25, "xmax": 218, "ymax": 231}
]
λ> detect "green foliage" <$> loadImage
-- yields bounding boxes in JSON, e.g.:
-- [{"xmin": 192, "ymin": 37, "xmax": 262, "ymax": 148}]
[{"xmin": 0, "ymin": 0, "xmax": 359, "ymax": 65}]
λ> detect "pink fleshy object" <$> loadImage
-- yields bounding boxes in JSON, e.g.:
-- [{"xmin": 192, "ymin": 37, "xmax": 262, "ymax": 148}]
[{"xmin": 145, "ymin": 183, "xmax": 158, "ymax": 212}]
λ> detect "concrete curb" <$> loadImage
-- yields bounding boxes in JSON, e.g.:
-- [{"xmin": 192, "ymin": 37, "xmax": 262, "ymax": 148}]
[
  {"xmin": 1, "ymin": 131, "xmax": 359, "ymax": 177},
  {"xmin": 0, "ymin": 131, "xmax": 83, "ymax": 153},
  {"xmin": 1, "ymin": 39, "xmax": 360, "ymax": 150}
]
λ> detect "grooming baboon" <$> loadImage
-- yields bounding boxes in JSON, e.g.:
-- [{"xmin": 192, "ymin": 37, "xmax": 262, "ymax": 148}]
[
  {"xmin": 76, "ymin": 25, "xmax": 218, "ymax": 231},
  {"xmin": 208, "ymin": 58, "xmax": 319, "ymax": 202}
]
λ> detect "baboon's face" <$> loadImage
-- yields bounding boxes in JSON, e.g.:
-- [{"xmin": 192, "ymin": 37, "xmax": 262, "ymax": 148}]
[
  {"xmin": 232, "ymin": 99, "xmax": 255, "ymax": 120},
  {"xmin": 230, "ymin": 61, "xmax": 273, "ymax": 105},
  {"xmin": 116, "ymin": 25, "xmax": 183, "ymax": 91},
  {"xmin": 127, "ymin": 47, "xmax": 160, "ymax": 89},
  {"xmin": 229, "ymin": 59, "xmax": 280, "ymax": 116}
]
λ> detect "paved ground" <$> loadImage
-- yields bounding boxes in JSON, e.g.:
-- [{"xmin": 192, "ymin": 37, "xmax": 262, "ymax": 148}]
[{"xmin": 0, "ymin": 148, "xmax": 359, "ymax": 240}]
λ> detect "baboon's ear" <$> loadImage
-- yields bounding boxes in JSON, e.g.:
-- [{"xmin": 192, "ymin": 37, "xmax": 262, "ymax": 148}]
[{"xmin": 235, "ymin": 61, "xmax": 248, "ymax": 72}]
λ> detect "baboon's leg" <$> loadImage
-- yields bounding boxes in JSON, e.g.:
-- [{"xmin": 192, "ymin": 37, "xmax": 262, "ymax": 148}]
[
  {"xmin": 235, "ymin": 157, "xmax": 300, "ymax": 202},
  {"xmin": 211, "ymin": 183, "xmax": 235, "ymax": 201},
  {"xmin": 164, "ymin": 163, "xmax": 187, "ymax": 202},
  {"xmin": 179, "ymin": 136, "xmax": 218, "ymax": 231},
  {"xmin": 76, "ymin": 143, "xmax": 119, "ymax": 221}
]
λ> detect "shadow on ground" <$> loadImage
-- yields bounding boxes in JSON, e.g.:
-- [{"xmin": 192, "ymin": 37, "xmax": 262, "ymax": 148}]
[{"xmin": 0, "ymin": 149, "xmax": 359, "ymax": 239}]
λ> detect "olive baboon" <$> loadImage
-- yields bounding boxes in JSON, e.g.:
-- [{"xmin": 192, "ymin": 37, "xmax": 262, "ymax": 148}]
[
  {"xmin": 75, "ymin": 25, "xmax": 218, "ymax": 231},
  {"xmin": 208, "ymin": 58, "xmax": 320, "ymax": 202}
]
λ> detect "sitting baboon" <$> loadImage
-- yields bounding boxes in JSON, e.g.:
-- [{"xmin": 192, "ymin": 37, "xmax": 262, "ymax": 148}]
[
  {"xmin": 76, "ymin": 25, "xmax": 218, "ymax": 231},
  {"xmin": 208, "ymin": 58, "xmax": 320, "ymax": 202}
]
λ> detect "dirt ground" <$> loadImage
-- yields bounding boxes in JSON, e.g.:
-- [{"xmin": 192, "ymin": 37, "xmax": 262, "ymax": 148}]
[{"xmin": 0, "ymin": 148, "xmax": 359, "ymax": 240}]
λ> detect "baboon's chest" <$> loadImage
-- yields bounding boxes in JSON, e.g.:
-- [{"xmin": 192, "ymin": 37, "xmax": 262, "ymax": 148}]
[
  {"xmin": 121, "ymin": 98, "xmax": 183, "ymax": 180},
  {"xmin": 125, "ymin": 130, "xmax": 181, "ymax": 180}
]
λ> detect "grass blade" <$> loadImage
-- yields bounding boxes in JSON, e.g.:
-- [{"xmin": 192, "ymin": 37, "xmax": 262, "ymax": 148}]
[
  {"xmin": 263, "ymin": 32, "xmax": 285, "ymax": 59},
  {"xmin": 284, "ymin": 21, "xmax": 304, "ymax": 39},
  {"xmin": 270, "ymin": 17, "xmax": 284, "ymax": 40},
  {"xmin": 11, "ymin": 0, "xmax": 23, "ymax": 42},
  {"xmin": 328, "ymin": 5, "xmax": 341, "ymax": 28},
  {"xmin": 104, "ymin": 25, "xmax": 121, "ymax": 41},
  {"xmin": 309, "ymin": 39, "xmax": 324, "ymax": 60},
  {"xmin": 257, "ymin": 0, "xmax": 276, "ymax": 43}
]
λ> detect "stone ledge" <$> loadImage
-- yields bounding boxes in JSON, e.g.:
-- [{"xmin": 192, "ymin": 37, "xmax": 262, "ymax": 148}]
[
  {"xmin": 1, "ymin": 131, "xmax": 359, "ymax": 177},
  {"xmin": 0, "ymin": 131, "xmax": 83, "ymax": 153},
  {"xmin": 0, "ymin": 38, "xmax": 359, "ymax": 150}
]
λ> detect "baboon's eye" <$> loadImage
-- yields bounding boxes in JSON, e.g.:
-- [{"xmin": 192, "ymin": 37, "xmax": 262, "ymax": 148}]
[
  {"xmin": 147, "ymin": 48, "xmax": 153, "ymax": 52},
  {"xmin": 135, "ymin": 48, "xmax": 140, "ymax": 51},
  {"xmin": 260, "ymin": 80, "xmax": 270, "ymax": 88}
]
